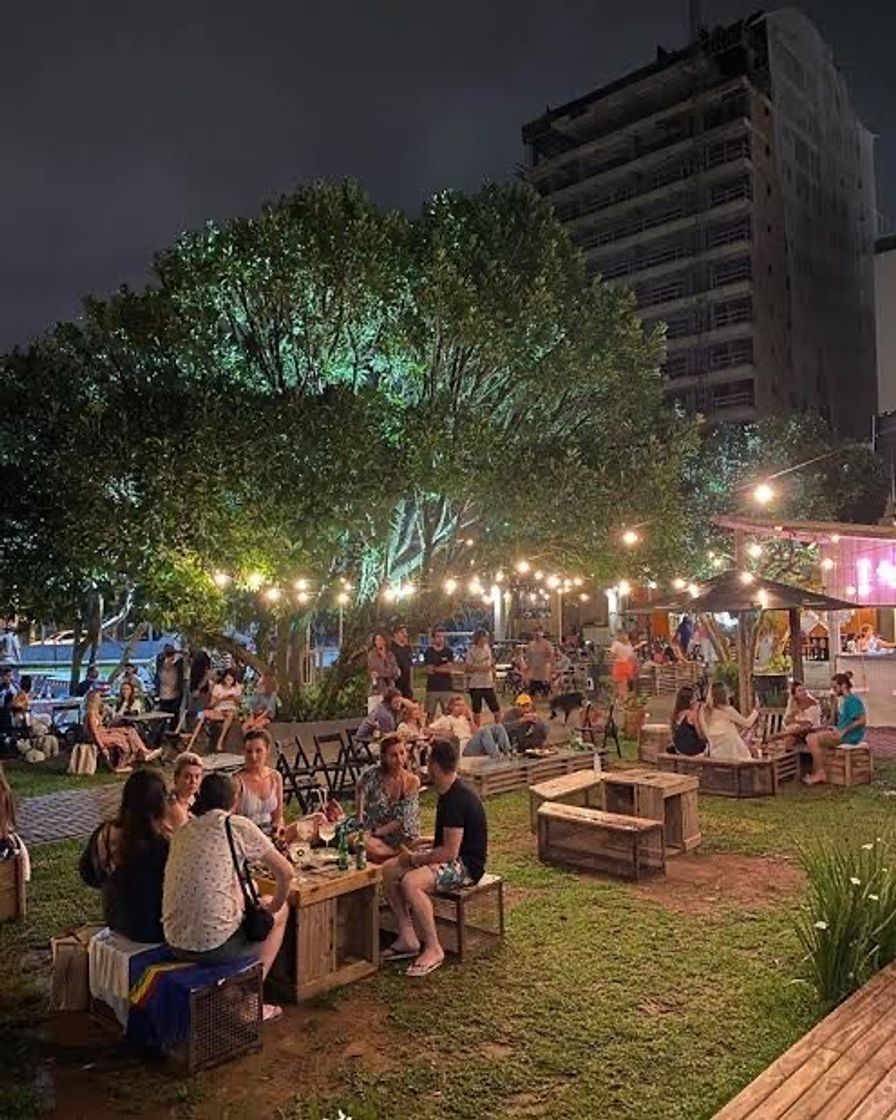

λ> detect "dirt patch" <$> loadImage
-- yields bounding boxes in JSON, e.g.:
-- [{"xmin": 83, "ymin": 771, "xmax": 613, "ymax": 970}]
[
  {"xmin": 48, "ymin": 984, "xmax": 403, "ymax": 1119},
  {"xmin": 633, "ymin": 851, "xmax": 803, "ymax": 916}
]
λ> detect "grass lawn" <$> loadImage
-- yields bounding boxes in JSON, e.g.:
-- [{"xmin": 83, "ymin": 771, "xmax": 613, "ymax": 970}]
[{"xmin": 3, "ymin": 755, "xmax": 896, "ymax": 1119}]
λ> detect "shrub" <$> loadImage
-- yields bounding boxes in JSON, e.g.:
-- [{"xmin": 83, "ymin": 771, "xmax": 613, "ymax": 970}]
[{"xmin": 794, "ymin": 835, "xmax": 896, "ymax": 1007}]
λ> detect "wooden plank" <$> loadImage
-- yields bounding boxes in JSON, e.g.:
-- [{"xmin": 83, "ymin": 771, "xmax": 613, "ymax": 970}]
[
  {"xmin": 296, "ymin": 957, "xmax": 378, "ymax": 1002},
  {"xmin": 296, "ymin": 897, "xmax": 336, "ymax": 993},
  {"xmin": 715, "ymin": 1047, "xmax": 842, "ymax": 1119},
  {"xmin": 537, "ymin": 802, "xmax": 663, "ymax": 833},
  {"xmin": 842, "ymin": 1068, "xmax": 896, "ymax": 1119}
]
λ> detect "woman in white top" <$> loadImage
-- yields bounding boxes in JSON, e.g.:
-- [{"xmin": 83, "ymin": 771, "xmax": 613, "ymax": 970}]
[
  {"xmin": 234, "ymin": 728, "xmax": 325, "ymax": 845},
  {"xmin": 698, "ymin": 682, "xmax": 760, "ymax": 761},
  {"xmin": 186, "ymin": 669, "xmax": 243, "ymax": 752}
]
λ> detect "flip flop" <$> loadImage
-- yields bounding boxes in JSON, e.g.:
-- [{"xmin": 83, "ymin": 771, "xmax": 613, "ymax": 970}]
[
  {"xmin": 406, "ymin": 957, "xmax": 444, "ymax": 978},
  {"xmin": 262, "ymin": 1003, "xmax": 283, "ymax": 1022},
  {"xmin": 381, "ymin": 946, "xmax": 419, "ymax": 962}
]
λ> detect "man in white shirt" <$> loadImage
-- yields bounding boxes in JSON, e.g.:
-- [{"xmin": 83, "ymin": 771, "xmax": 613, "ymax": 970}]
[
  {"xmin": 162, "ymin": 772, "xmax": 293, "ymax": 1022},
  {"xmin": 0, "ymin": 626, "xmax": 21, "ymax": 665}
]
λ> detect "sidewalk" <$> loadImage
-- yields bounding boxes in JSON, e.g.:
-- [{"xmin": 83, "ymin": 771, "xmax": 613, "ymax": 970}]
[{"xmin": 17, "ymin": 784, "xmax": 124, "ymax": 845}]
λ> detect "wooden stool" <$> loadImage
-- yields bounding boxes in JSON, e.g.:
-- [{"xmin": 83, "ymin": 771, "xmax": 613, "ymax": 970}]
[
  {"xmin": 537, "ymin": 803, "xmax": 665, "ymax": 880},
  {"xmin": 529, "ymin": 770, "xmax": 603, "ymax": 831},
  {"xmin": 0, "ymin": 849, "xmax": 26, "ymax": 922},
  {"xmin": 437, "ymin": 874, "xmax": 505, "ymax": 961},
  {"xmin": 824, "ymin": 743, "xmax": 873, "ymax": 787}
]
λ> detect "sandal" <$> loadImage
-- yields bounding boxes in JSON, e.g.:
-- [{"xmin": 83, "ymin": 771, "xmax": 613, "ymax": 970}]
[
  {"xmin": 382, "ymin": 946, "xmax": 419, "ymax": 962},
  {"xmin": 262, "ymin": 1003, "xmax": 283, "ymax": 1022},
  {"xmin": 406, "ymin": 957, "xmax": 444, "ymax": 978}
]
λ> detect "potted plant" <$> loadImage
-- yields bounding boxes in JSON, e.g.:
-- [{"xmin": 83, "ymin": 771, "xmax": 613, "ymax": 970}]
[{"xmin": 622, "ymin": 692, "xmax": 649, "ymax": 739}]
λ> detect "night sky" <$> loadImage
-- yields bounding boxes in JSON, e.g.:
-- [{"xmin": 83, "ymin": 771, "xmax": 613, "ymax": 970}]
[{"xmin": 3, "ymin": 0, "xmax": 894, "ymax": 351}]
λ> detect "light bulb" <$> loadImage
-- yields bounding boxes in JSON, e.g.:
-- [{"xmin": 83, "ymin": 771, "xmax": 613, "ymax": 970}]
[
  {"xmin": 618, "ymin": 580, "xmax": 631, "ymax": 597},
  {"xmin": 821, "ymin": 557, "xmax": 835, "ymax": 571},
  {"xmin": 546, "ymin": 575, "xmax": 560, "ymax": 589},
  {"xmin": 672, "ymin": 578, "xmax": 686, "ymax": 591},
  {"xmin": 247, "ymin": 572, "xmax": 264, "ymax": 591},
  {"xmin": 753, "ymin": 483, "xmax": 775, "ymax": 506},
  {"xmin": 265, "ymin": 587, "xmax": 281, "ymax": 603},
  {"xmin": 297, "ymin": 591, "xmax": 310, "ymax": 605},
  {"xmin": 336, "ymin": 592, "xmax": 349, "ymax": 606},
  {"xmin": 747, "ymin": 543, "xmax": 763, "ymax": 560},
  {"xmin": 740, "ymin": 571, "xmax": 754, "ymax": 585},
  {"xmin": 293, "ymin": 578, "xmax": 309, "ymax": 592},
  {"xmin": 444, "ymin": 578, "xmax": 458, "ymax": 595},
  {"xmin": 213, "ymin": 571, "xmax": 230, "ymax": 588},
  {"xmin": 515, "ymin": 560, "xmax": 530, "ymax": 574},
  {"xmin": 622, "ymin": 529, "xmax": 640, "ymax": 547}
]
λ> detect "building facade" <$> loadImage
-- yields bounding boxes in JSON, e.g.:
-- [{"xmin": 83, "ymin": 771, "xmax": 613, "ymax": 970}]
[
  {"xmin": 522, "ymin": 10, "xmax": 878, "ymax": 434},
  {"xmin": 877, "ymin": 234, "xmax": 896, "ymax": 415}
]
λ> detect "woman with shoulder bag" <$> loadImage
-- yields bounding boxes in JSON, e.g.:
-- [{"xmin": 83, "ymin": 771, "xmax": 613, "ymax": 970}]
[{"xmin": 161, "ymin": 772, "xmax": 292, "ymax": 1023}]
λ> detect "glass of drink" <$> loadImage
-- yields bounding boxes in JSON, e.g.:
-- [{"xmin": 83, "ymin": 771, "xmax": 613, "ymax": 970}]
[{"xmin": 319, "ymin": 820, "xmax": 337, "ymax": 851}]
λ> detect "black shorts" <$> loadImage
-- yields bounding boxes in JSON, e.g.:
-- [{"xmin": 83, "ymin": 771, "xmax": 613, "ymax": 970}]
[{"xmin": 469, "ymin": 688, "xmax": 500, "ymax": 715}]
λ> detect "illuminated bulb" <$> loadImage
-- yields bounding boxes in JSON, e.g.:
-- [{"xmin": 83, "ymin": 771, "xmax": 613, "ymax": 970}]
[
  {"xmin": 297, "ymin": 591, "xmax": 310, "ymax": 605},
  {"xmin": 401, "ymin": 583, "xmax": 415, "ymax": 598},
  {"xmin": 563, "ymin": 579, "xmax": 572, "ymax": 590},
  {"xmin": 647, "ymin": 580, "xmax": 658, "ymax": 590},
  {"xmin": 546, "ymin": 575, "xmax": 560, "ymax": 589},
  {"xmin": 293, "ymin": 578, "xmax": 309, "ymax": 592},
  {"xmin": 382, "ymin": 588, "xmax": 397, "ymax": 603},
  {"xmin": 845, "ymin": 585, "xmax": 857, "ymax": 597},
  {"xmin": 579, "ymin": 593, "xmax": 590, "ymax": 602},
  {"xmin": 740, "ymin": 571, "xmax": 754, "ymax": 585},
  {"xmin": 213, "ymin": 571, "xmax": 230, "ymax": 588},
  {"xmin": 482, "ymin": 595, "xmax": 492, "ymax": 606},
  {"xmin": 713, "ymin": 556, "xmax": 723, "ymax": 568},
  {"xmin": 344, "ymin": 583, "xmax": 354, "ymax": 592},
  {"xmin": 534, "ymin": 570, "xmax": 544, "ymax": 581},
  {"xmin": 821, "ymin": 557, "xmax": 835, "ymax": 571},
  {"xmin": 468, "ymin": 579, "xmax": 483, "ymax": 595},
  {"xmin": 618, "ymin": 580, "xmax": 632, "ymax": 597},
  {"xmin": 247, "ymin": 572, "xmax": 264, "ymax": 591},
  {"xmin": 747, "ymin": 543, "xmax": 763, "ymax": 560},
  {"xmin": 495, "ymin": 570, "xmax": 505, "ymax": 583},
  {"xmin": 622, "ymin": 529, "xmax": 640, "ymax": 547},
  {"xmin": 489, "ymin": 584, "xmax": 499, "ymax": 597},
  {"xmin": 336, "ymin": 592, "xmax": 349, "ymax": 606},
  {"xmin": 465, "ymin": 538, "xmax": 474, "ymax": 547},
  {"xmin": 516, "ymin": 560, "xmax": 530, "ymax": 574},
  {"xmin": 444, "ymin": 578, "xmax": 458, "ymax": 595},
  {"xmin": 265, "ymin": 587, "xmax": 281, "ymax": 603},
  {"xmin": 573, "ymin": 577, "xmax": 583, "ymax": 587},
  {"xmin": 708, "ymin": 551, "xmax": 716, "ymax": 561},
  {"xmin": 672, "ymin": 578, "xmax": 686, "ymax": 591},
  {"xmin": 753, "ymin": 482, "xmax": 775, "ymax": 506},
  {"xmin": 688, "ymin": 583, "xmax": 699, "ymax": 598},
  {"xmin": 831, "ymin": 535, "xmax": 841, "ymax": 544},
  {"xmin": 528, "ymin": 593, "xmax": 537, "ymax": 603}
]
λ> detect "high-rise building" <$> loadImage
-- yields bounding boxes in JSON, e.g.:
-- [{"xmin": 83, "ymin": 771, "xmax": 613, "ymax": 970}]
[
  {"xmin": 522, "ymin": 10, "xmax": 878, "ymax": 434},
  {"xmin": 876, "ymin": 234, "xmax": 896, "ymax": 414}
]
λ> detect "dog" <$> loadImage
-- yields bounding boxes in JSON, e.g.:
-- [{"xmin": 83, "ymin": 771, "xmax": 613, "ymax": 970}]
[{"xmin": 548, "ymin": 691, "xmax": 585, "ymax": 723}]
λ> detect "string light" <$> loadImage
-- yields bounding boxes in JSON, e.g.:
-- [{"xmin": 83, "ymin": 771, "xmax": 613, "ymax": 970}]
[
  {"xmin": 534, "ymin": 570, "xmax": 544, "ymax": 581},
  {"xmin": 753, "ymin": 483, "xmax": 775, "ymax": 506},
  {"xmin": 758, "ymin": 589, "xmax": 769, "ymax": 609},
  {"xmin": 382, "ymin": 588, "xmax": 397, "ymax": 603},
  {"xmin": 622, "ymin": 529, "xmax": 640, "ymax": 547},
  {"xmin": 747, "ymin": 543, "xmax": 763, "ymax": 560},
  {"xmin": 618, "ymin": 580, "xmax": 631, "ymax": 596},
  {"xmin": 444, "ymin": 578, "xmax": 458, "ymax": 595},
  {"xmin": 846, "ymin": 585, "xmax": 857, "ymax": 597},
  {"xmin": 821, "ymin": 558, "xmax": 835, "ymax": 571},
  {"xmin": 297, "ymin": 591, "xmax": 310, "ymax": 605},
  {"xmin": 293, "ymin": 578, "xmax": 309, "ymax": 592},
  {"xmin": 688, "ymin": 583, "xmax": 700, "ymax": 598},
  {"xmin": 546, "ymin": 575, "xmax": 560, "ymax": 589},
  {"xmin": 579, "ymin": 593, "xmax": 590, "ymax": 602},
  {"xmin": 495, "ymin": 570, "xmax": 505, "ymax": 583},
  {"xmin": 247, "ymin": 572, "xmax": 264, "ymax": 591},
  {"xmin": 672, "ymin": 578, "xmax": 686, "ymax": 591},
  {"xmin": 831, "ymin": 535, "xmax": 841, "ymax": 544},
  {"xmin": 740, "ymin": 571, "xmax": 754, "ymax": 585},
  {"xmin": 573, "ymin": 577, "xmax": 583, "ymax": 587},
  {"xmin": 515, "ymin": 560, "xmax": 530, "ymax": 574},
  {"xmin": 213, "ymin": 571, "xmax": 230, "ymax": 588},
  {"xmin": 401, "ymin": 583, "xmax": 415, "ymax": 599},
  {"xmin": 264, "ymin": 587, "xmax": 281, "ymax": 603},
  {"xmin": 647, "ymin": 580, "xmax": 658, "ymax": 590},
  {"xmin": 465, "ymin": 538, "xmax": 475, "ymax": 547},
  {"xmin": 336, "ymin": 592, "xmax": 349, "ymax": 606}
]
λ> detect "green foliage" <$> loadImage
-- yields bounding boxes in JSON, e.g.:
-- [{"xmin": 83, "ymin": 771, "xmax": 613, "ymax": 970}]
[
  {"xmin": 794, "ymin": 835, "xmax": 896, "ymax": 1007},
  {"xmin": 712, "ymin": 660, "xmax": 740, "ymax": 695}
]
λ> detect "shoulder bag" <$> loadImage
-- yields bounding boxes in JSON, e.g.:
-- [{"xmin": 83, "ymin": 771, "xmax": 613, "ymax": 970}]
[{"xmin": 224, "ymin": 814, "xmax": 274, "ymax": 943}]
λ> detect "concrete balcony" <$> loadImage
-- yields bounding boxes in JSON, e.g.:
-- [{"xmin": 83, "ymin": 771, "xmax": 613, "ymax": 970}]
[
  {"xmin": 595, "ymin": 232, "xmax": 753, "ymax": 287},
  {"xmin": 665, "ymin": 318, "xmax": 755, "ymax": 351},
  {"xmin": 578, "ymin": 193, "xmax": 751, "ymax": 258},
  {"xmin": 632, "ymin": 278, "xmax": 753, "ymax": 318}
]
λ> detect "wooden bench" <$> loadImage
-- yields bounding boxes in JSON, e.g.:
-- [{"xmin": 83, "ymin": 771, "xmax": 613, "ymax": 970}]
[
  {"xmin": 537, "ymin": 802, "xmax": 665, "ymax": 880},
  {"xmin": 529, "ymin": 770, "xmax": 604, "ymax": 831},
  {"xmin": 460, "ymin": 750, "xmax": 598, "ymax": 798},
  {"xmin": 713, "ymin": 960, "xmax": 896, "ymax": 1118},
  {"xmin": 656, "ymin": 753, "xmax": 782, "ymax": 797},
  {"xmin": 380, "ymin": 873, "xmax": 505, "ymax": 960}
]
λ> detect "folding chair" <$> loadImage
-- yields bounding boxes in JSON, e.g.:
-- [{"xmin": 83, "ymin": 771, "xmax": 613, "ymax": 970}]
[
  {"xmin": 581, "ymin": 700, "xmax": 622, "ymax": 758},
  {"xmin": 275, "ymin": 735, "xmax": 325, "ymax": 812},
  {"xmin": 329, "ymin": 726, "xmax": 375, "ymax": 799}
]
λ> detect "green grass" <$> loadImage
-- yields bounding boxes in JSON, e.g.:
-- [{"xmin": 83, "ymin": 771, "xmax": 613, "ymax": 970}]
[
  {"xmin": 5, "ymin": 760, "xmax": 896, "ymax": 1119},
  {"xmin": 3, "ymin": 760, "xmax": 122, "ymax": 799}
]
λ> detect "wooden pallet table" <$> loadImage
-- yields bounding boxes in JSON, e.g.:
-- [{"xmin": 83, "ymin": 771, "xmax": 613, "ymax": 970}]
[
  {"xmin": 537, "ymin": 803, "xmax": 665, "ymax": 880},
  {"xmin": 529, "ymin": 770, "xmax": 604, "ymax": 831},
  {"xmin": 598, "ymin": 768, "xmax": 701, "ymax": 855},
  {"xmin": 460, "ymin": 750, "xmax": 598, "ymax": 798},
  {"xmin": 256, "ymin": 864, "xmax": 381, "ymax": 1002},
  {"xmin": 714, "ymin": 961, "xmax": 896, "ymax": 1118}
]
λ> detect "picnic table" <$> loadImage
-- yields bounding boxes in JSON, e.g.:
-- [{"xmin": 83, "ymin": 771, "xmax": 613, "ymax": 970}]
[{"xmin": 255, "ymin": 860, "xmax": 381, "ymax": 1001}]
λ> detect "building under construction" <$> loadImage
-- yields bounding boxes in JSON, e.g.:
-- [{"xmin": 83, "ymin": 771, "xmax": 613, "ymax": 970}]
[{"xmin": 522, "ymin": 9, "xmax": 878, "ymax": 434}]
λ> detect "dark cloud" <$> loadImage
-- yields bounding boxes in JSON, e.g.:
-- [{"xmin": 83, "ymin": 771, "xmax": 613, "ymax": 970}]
[{"xmin": 2, "ymin": 0, "xmax": 893, "ymax": 349}]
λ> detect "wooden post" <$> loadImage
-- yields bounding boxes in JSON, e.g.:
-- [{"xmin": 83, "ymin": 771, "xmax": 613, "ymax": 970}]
[
  {"xmin": 789, "ymin": 607, "xmax": 804, "ymax": 683},
  {"xmin": 733, "ymin": 530, "xmax": 752, "ymax": 712}
]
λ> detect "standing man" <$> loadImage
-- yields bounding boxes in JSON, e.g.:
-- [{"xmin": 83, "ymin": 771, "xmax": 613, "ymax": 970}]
[
  {"xmin": 383, "ymin": 736, "xmax": 488, "ymax": 977},
  {"xmin": 0, "ymin": 625, "xmax": 21, "ymax": 666},
  {"xmin": 156, "ymin": 646, "xmax": 184, "ymax": 723},
  {"xmin": 391, "ymin": 623, "xmax": 415, "ymax": 702},
  {"xmin": 423, "ymin": 628, "xmax": 455, "ymax": 722},
  {"xmin": 524, "ymin": 626, "xmax": 555, "ymax": 698}
]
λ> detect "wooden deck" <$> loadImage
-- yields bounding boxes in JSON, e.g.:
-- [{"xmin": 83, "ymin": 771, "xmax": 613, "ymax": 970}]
[{"xmin": 714, "ymin": 962, "xmax": 896, "ymax": 1118}]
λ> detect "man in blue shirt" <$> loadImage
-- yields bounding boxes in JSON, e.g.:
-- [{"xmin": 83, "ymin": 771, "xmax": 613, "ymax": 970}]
[{"xmin": 804, "ymin": 673, "xmax": 866, "ymax": 785}]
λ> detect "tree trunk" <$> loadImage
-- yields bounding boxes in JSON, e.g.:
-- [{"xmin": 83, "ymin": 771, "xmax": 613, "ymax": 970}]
[
  {"xmin": 107, "ymin": 622, "xmax": 148, "ymax": 686},
  {"xmin": 789, "ymin": 608, "xmax": 804, "ymax": 682}
]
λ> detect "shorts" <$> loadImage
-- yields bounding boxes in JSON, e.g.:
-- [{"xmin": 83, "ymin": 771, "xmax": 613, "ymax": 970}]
[
  {"xmin": 611, "ymin": 661, "xmax": 636, "ymax": 683},
  {"xmin": 431, "ymin": 859, "xmax": 472, "ymax": 891},
  {"xmin": 469, "ymin": 688, "xmax": 500, "ymax": 715},
  {"xmin": 170, "ymin": 925, "xmax": 255, "ymax": 965},
  {"xmin": 424, "ymin": 692, "xmax": 451, "ymax": 718}
]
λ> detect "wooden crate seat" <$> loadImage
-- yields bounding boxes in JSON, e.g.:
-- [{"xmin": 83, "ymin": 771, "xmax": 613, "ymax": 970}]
[
  {"xmin": 823, "ymin": 742, "xmax": 872, "ymax": 787},
  {"xmin": 460, "ymin": 750, "xmax": 598, "ymax": 798},
  {"xmin": 537, "ymin": 803, "xmax": 665, "ymax": 880},
  {"xmin": 380, "ymin": 873, "xmax": 505, "ymax": 960},
  {"xmin": 656, "ymin": 753, "xmax": 782, "ymax": 797}
]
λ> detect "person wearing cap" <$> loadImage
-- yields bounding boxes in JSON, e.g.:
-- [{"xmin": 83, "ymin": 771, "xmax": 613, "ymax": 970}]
[{"xmin": 504, "ymin": 693, "xmax": 549, "ymax": 752}]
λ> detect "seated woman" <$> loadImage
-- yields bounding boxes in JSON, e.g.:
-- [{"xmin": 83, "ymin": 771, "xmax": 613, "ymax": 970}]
[
  {"xmin": 84, "ymin": 691, "xmax": 161, "ymax": 773},
  {"xmin": 670, "ymin": 685, "xmax": 706, "ymax": 756},
  {"xmin": 234, "ymin": 728, "xmax": 325, "ymax": 845},
  {"xmin": 186, "ymin": 669, "xmax": 243, "ymax": 752},
  {"xmin": 355, "ymin": 688, "xmax": 406, "ymax": 746},
  {"xmin": 804, "ymin": 672, "xmax": 867, "ymax": 785},
  {"xmin": 781, "ymin": 681, "xmax": 822, "ymax": 748},
  {"xmin": 243, "ymin": 669, "xmax": 279, "ymax": 733},
  {"xmin": 397, "ymin": 701, "xmax": 430, "ymax": 770},
  {"xmin": 166, "ymin": 751, "xmax": 204, "ymax": 831},
  {"xmin": 113, "ymin": 679, "xmax": 145, "ymax": 720},
  {"xmin": 355, "ymin": 733, "xmax": 421, "ymax": 863},
  {"xmin": 8, "ymin": 682, "xmax": 59, "ymax": 761},
  {"xmin": 430, "ymin": 694, "xmax": 512, "ymax": 759},
  {"xmin": 79, "ymin": 768, "xmax": 169, "ymax": 943},
  {"xmin": 697, "ymin": 682, "xmax": 760, "ymax": 761},
  {"xmin": 162, "ymin": 772, "xmax": 293, "ymax": 1022}
]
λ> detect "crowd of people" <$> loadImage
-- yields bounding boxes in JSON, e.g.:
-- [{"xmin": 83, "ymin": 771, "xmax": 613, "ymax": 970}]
[{"xmin": 667, "ymin": 671, "xmax": 866, "ymax": 784}]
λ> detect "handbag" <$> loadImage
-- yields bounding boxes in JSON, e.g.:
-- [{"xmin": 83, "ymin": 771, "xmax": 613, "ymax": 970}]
[
  {"xmin": 50, "ymin": 924, "xmax": 105, "ymax": 1010},
  {"xmin": 224, "ymin": 815, "xmax": 274, "ymax": 943}
]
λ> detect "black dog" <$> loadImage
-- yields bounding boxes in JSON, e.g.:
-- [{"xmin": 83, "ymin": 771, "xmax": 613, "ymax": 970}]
[{"xmin": 549, "ymin": 691, "xmax": 585, "ymax": 723}]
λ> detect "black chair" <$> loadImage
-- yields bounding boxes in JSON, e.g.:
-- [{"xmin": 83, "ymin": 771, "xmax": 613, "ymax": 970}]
[
  {"xmin": 328, "ymin": 725, "xmax": 375, "ymax": 799},
  {"xmin": 581, "ymin": 700, "xmax": 622, "ymax": 758},
  {"xmin": 275, "ymin": 735, "xmax": 326, "ymax": 812}
]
